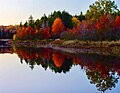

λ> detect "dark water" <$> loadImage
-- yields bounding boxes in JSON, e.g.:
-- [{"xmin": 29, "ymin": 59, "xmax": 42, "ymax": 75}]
[{"xmin": 0, "ymin": 46, "xmax": 120, "ymax": 93}]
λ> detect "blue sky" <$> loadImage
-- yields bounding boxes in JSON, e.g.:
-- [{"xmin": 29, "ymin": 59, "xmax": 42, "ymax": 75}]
[{"xmin": 0, "ymin": 0, "xmax": 120, "ymax": 25}]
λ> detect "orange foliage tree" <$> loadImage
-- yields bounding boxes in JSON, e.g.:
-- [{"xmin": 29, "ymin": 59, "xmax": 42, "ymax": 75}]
[
  {"xmin": 52, "ymin": 52, "xmax": 65, "ymax": 68},
  {"xmin": 52, "ymin": 18, "xmax": 65, "ymax": 36},
  {"xmin": 15, "ymin": 26, "xmax": 36, "ymax": 40}
]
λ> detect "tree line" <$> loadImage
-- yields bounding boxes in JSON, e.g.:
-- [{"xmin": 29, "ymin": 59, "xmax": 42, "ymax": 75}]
[
  {"xmin": 0, "ymin": 25, "xmax": 17, "ymax": 39},
  {"xmin": 13, "ymin": 0, "xmax": 120, "ymax": 41}
]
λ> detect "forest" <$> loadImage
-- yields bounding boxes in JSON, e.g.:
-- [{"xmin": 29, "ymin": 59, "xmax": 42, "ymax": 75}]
[
  {"xmin": 13, "ymin": 0, "xmax": 120, "ymax": 41},
  {"xmin": 0, "ymin": 0, "xmax": 120, "ymax": 42}
]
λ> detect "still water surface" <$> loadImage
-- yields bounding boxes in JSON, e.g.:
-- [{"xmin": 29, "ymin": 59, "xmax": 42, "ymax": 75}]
[{"xmin": 0, "ymin": 47, "xmax": 120, "ymax": 93}]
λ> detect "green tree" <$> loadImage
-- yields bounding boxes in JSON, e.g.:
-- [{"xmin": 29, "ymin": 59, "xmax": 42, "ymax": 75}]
[
  {"xmin": 62, "ymin": 11, "xmax": 73, "ymax": 29},
  {"xmin": 48, "ymin": 11, "xmax": 62, "ymax": 27},
  {"xmin": 34, "ymin": 19, "xmax": 42, "ymax": 30},
  {"xmin": 48, "ymin": 11, "xmax": 73, "ymax": 29},
  {"xmin": 41, "ymin": 14, "xmax": 48, "ymax": 28},
  {"xmin": 24, "ymin": 21, "xmax": 28, "ymax": 27},
  {"xmin": 78, "ymin": 12, "xmax": 86, "ymax": 22},
  {"xmin": 28, "ymin": 15, "xmax": 34, "ymax": 28},
  {"xmin": 86, "ymin": 0, "xmax": 119, "ymax": 20},
  {"xmin": 20, "ymin": 22, "xmax": 22, "ymax": 28}
]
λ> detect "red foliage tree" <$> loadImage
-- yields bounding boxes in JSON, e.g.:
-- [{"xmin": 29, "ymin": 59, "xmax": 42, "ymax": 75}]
[
  {"xmin": 16, "ymin": 26, "xmax": 36, "ymax": 40},
  {"xmin": 43, "ymin": 27, "xmax": 51, "ymax": 39},
  {"xmin": 96, "ymin": 15, "xmax": 114, "ymax": 31},
  {"xmin": 95, "ymin": 14, "xmax": 114, "ymax": 40},
  {"xmin": 114, "ymin": 16, "xmax": 120, "ymax": 30}
]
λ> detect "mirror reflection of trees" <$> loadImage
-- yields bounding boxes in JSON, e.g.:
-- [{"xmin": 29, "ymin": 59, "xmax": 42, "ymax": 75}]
[
  {"xmin": 14, "ymin": 46, "xmax": 120, "ymax": 92},
  {"xmin": 86, "ymin": 68, "xmax": 119, "ymax": 92},
  {"xmin": 74, "ymin": 54, "xmax": 120, "ymax": 92},
  {"xmin": 14, "ymin": 47, "xmax": 73, "ymax": 73}
]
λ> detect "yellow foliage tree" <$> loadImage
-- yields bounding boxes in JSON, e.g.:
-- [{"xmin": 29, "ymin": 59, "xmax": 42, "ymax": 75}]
[{"xmin": 72, "ymin": 17, "xmax": 80, "ymax": 27}]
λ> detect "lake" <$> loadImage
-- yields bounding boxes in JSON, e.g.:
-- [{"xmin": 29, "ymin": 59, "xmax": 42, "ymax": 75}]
[{"xmin": 0, "ymin": 46, "xmax": 120, "ymax": 93}]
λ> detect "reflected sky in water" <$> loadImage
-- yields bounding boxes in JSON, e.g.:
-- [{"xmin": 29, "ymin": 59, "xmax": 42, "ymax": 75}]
[
  {"xmin": 0, "ymin": 47, "xmax": 120, "ymax": 93},
  {"xmin": 0, "ymin": 54, "xmax": 95, "ymax": 93}
]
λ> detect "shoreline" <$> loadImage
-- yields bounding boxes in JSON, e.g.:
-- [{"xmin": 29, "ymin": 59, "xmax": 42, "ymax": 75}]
[{"xmin": 13, "ymin": 40, "xmax": 120, "ymax": 56}]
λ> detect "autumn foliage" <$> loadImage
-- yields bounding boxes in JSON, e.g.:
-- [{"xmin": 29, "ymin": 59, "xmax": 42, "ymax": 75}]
[
  {"xmin": 95, "ymin": 15, "xmax": 114, "ymax": 31},
  {"xmin": 72, "ymin": 17, "xmax": 80, "ymax": 27},
  {"xmin": 14, "ymin": 46, "xmax": 120, "ymax": 76},
  {"xmin": 52, "ymin": 18, "xmax": 65, "ymax": 35},
  {"xmin": 52, "ymin": 52, "xmax": 65, "ymax": 68},
  {"xmin": 13, "ymin": 10, "xmax": 120, "ymax": 41},
  {"xmin": 15, "ymin": 26, "xmax": 51, "ymax": 40},
  {"xmin": 114, "ymin": 16, "xmax": 120, "ymax": 30}
]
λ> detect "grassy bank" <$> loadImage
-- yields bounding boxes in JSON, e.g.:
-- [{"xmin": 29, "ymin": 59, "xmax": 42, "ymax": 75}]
[{"xmin": 13, "ymin": 39, "xmax": 120, "ymax": 56}]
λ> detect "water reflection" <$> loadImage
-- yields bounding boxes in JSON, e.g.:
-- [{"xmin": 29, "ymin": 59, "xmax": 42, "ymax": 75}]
[
  {"xmin": 1, "ymin": 46, "xmax": 120, "ymax": 92},
  {"xmin": 14, "ymin": 47, "xmax": 73, "ymax": 73}
]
